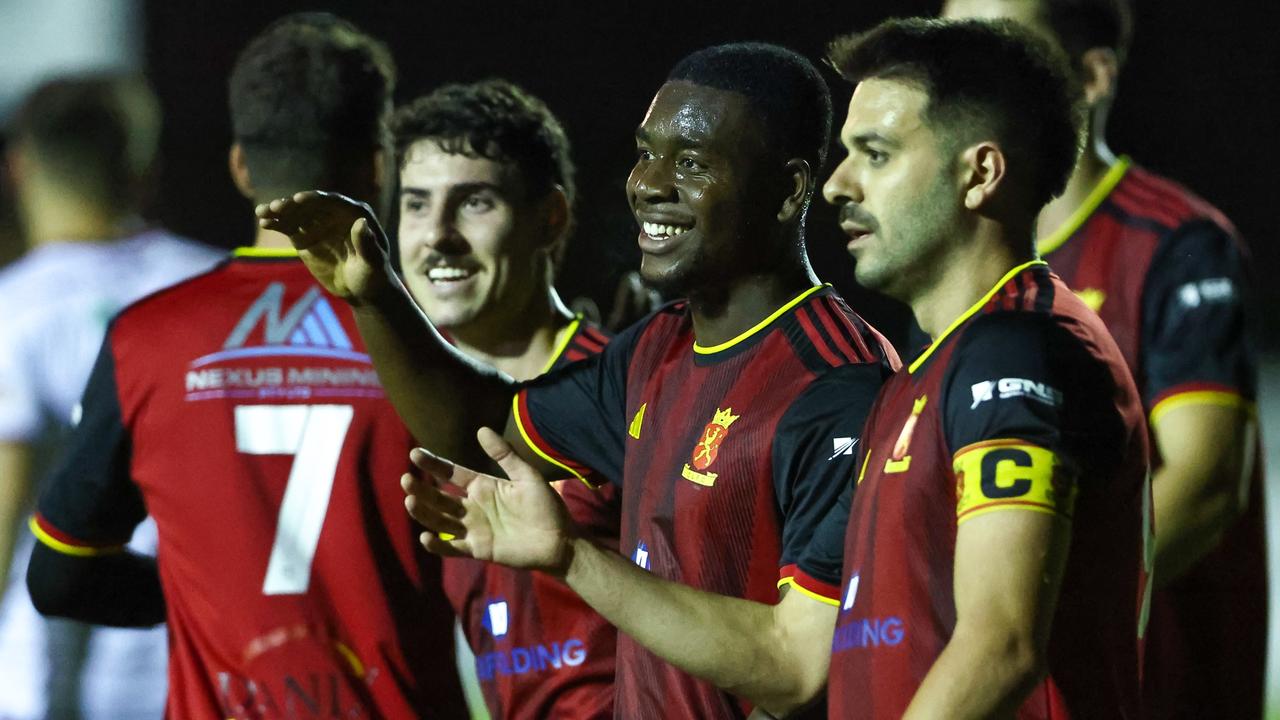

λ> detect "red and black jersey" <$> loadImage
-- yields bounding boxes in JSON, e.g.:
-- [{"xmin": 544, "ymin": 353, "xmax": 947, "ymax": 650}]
[
  {"xmin": 442, "ymin": 319, "xmax": 621, "ymax": 720},
  {"xmin": 1041, "ymin": 159, "xmax": 1265, "ymax": 717},
  {"xmin": 32, "ymin": 250, "xmax": 467, "ymax": 720},
  {"xmin": 799, "ymin": 262, "xmax": 1150, "ymax": 719},
  {"xmin": 514, "ymin": 285, "xmax": 898, "ymax": 719}
]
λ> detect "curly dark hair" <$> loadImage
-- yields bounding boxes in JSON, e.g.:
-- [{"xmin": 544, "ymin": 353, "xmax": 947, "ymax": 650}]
[
  {"xmin": 828, "ymin": 17, "xmax": 1083, "ymax": 212},
  {"xmin": 228, "ymin": 12, "xmax": 395, "ymax": 199},
  {"xmin": 390, "ymin": 79, "xmax": 575, "ymax": 211}
]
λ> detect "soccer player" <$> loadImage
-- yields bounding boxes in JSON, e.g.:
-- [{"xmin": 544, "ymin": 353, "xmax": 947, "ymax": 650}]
[
  {"xmin": 25, "ymin": 14, "xmax": 467, "ymax": 719},
  {"xmin": 389, "ymin": 79, "xmax": 618, "ymax": 720},
  {"xmin": 937, "ymin": 2, "xmax": 1264, "ymax": 716},
  {"xmin": 258, "ymin": 43, "xmax": 898, "ymax": 719},
  {"xmin": 0, "ymin": 74, "xmax": 220, "ymax": 720},
  {"xmin": 402, "ymin": 18, "xmax": 1150, "ymax": 720}
]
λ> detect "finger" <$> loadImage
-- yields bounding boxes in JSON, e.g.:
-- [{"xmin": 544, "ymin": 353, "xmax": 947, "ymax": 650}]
[
  {"xmin": 351, "ymin": 217, "xmax": 383, "ymax": 262},
  {"xmin": 419, "ymin": 531, "xmax": 471, "ymax": 558},
  {"xmin": 404, "ymin": 492, "xmax": 468, "ymax": 538},
  {"xmin": 408, "ymin": 447, "xmax": 480, "ymax": 490},
  {"xmin": 401, "ymin": 472, "xmax": 466, "ymax": 516},
  {"xmin": 476, "ymin": 427, "xmax": 543, "ymax": 484}
]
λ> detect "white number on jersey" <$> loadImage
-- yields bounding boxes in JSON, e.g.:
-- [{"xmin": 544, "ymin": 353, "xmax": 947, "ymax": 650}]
[{"xmin": 234, "ymin": 404, "xmax": 354, "ymax": 595}]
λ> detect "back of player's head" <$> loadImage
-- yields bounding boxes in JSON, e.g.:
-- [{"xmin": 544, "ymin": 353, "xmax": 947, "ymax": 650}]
[
  {"xmin": 668, "ymin": 43, "xmax": 833, "ymax": 174},
  {"xmin": 1041, "ymin": 0, "xmax": 1134, "ymax": 65},
  {"xmin": 828, "ymin": 17, "xmax": 1083, "ymax": 212},
  {"xmin": 228, "ymin": 12, "xmax": 395, "ymax": 200},
  {"xmin": 390, "ymin": 79, "xmax": 576, "ymax": 212},
  {"xmin": 9, "ymin": 73, "xmax": 160, "ymax": 206}
]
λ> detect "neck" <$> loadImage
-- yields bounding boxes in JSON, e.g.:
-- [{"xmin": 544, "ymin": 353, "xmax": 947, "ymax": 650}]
[
  {"xmin": 22, "ymin": 192, "xmax": 138, "ymax": 246},
  {"xmin": 253, "ymin": 225, "xmax": 296, "ymax": 250},
  {"xmin": 1036, "ymin": 121, "xmax": 1117, "ymax": 242},
  {"xmin": 448, "ymin": 286, "xmax": 576, "ymax": 383},
  {"xmin": 910, "ymin": 221, "xmax": 1036, "ymax": 340},
  {"xmin": 687, "ymin": 255, "xmax": 818, "ymax": 348}
]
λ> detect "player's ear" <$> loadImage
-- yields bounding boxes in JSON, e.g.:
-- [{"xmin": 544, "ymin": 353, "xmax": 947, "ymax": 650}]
[
  {"xmin": 1078, "ymin": 47, "xmax": 1119, "ymax": 108},
  {"xmin": 777, "ymin": 158, "xmax": 812, "ymax": 223},
  {"xmin": 540, "ymin": 184, "xmax": 570, "ymax": 248},
  {"xmin": 960, "ymin": 141, "xmax": 1007, "ymax": 212},
  {"xmin": 228, "ymin": 143, "xmax": 255, "ymax": 200}
]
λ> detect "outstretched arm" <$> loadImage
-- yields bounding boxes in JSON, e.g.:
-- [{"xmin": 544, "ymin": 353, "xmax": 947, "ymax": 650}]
[
  {"xmin": 256, "ymin": 192, "xmax": 522, "ymax": 469},
  {"xmin": 404, "ymin": 429, "xmax": 836, "ymax": 716}
]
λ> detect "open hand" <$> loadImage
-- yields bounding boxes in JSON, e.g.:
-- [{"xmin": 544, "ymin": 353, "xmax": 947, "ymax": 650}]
[
  {"xmin": 402, "ymin": 427, "xmax": 577, "ymax": 575},
  {"xmin": 254, "ymin": 191, "xmax": 392, "ymax": 304}
]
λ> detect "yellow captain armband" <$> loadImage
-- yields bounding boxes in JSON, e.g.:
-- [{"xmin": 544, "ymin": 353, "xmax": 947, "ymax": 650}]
[{"xmin": 953, "ymin": 440, "xmax": 1077, "ymax": 524}]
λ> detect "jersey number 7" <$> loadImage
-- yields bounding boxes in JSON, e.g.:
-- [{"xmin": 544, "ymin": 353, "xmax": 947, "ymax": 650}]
[{"xmin": 234, "ymin": 404, "xmax": 354, "ymax": 595}]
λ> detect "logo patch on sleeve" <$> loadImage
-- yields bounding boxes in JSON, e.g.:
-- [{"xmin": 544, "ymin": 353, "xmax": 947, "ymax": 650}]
[{"xmin": 953, "ymin": 441, "xmax": 1076, "ymax": 523}]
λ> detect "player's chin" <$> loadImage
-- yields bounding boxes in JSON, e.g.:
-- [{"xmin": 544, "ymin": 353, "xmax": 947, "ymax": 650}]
[{"xmin": 638, "ymin": 255, "xmax": 694, "ymax": 298}]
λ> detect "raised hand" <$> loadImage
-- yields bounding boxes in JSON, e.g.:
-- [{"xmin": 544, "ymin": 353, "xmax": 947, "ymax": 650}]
[
  {"xmin": 402, "ymin": 427, "xmax": 577, "ymax": 574},
  {"xmin": 254, "ymin": 191, "xmax": 393, "ymax": 304}
]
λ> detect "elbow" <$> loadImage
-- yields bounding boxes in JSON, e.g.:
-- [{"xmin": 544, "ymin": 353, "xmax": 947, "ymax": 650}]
[
  {"xmin": 992, "ymin": 630, "xmax": 1049, "ymax": 696},
  {"xmin": 751, "ymin": 655, "xmax": 830, "ymax": 718}
]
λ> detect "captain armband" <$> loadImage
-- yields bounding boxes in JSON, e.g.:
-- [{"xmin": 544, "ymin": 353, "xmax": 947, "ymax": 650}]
[{"xmin": 953, "ymin": 440, "xmax": 1077, "ymax": 524}]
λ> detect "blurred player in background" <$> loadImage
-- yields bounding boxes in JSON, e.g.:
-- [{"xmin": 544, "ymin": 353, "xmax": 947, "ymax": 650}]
[
  {"xmin": 0, "ymin": 73, "xmax": 220, "ymax": 720},
  {"xmin": 941, "ymin": 1, "xmax": 1266, "ymax": 716},
  {"xmin": 389, "ymin": 79, "xmax": 618, "ymax": 720},
  {"xmin": 25, "ymin": 14, "xmax": 467, "ymax": 719}
]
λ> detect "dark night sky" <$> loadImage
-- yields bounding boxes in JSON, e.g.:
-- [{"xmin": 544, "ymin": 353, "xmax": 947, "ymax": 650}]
[{"xmin": 142, "ymin": 0, "xmax": 1280, "ymax": 352}]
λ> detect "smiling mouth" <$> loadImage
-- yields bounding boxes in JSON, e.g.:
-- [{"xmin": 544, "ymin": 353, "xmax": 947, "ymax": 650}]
[
  {"xmin": 641, "ymin": 221, "xmax": 692, "ymax": 239},
  {"xmin": 425, "ymin": 266, "xmax": 478, "ymax": 284}
]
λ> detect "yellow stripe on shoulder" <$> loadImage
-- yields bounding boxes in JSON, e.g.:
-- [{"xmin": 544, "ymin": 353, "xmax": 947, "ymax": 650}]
[
  {"xmin": 510, "ymin": 394, "xmax": 589, "ymax": 486},
  {"xmin": 28, "ymin": 516, "xmax": 124, "ymax": 557}
]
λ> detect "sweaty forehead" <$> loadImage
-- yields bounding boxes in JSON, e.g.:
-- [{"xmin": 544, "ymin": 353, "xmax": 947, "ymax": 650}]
[
  {"xmin": 638, "ymin": 80, "xmax": 758, "ymax": 147},
  {"xmin": 842, "ymin": 78, "xmax": 929, "ymax": 142}
]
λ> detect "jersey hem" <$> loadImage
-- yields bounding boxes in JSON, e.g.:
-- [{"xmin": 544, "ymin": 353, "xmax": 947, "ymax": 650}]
[
  {"xmin": 1150, "ymin": 385, "xmax": 1253, "ymax": 425},
  {"xmin": 780, "ymin": 566, "xmax": 841, "ymax": 606},
  {"xmin": 511, "ymin": 392, "xmax": 598, "ymax": 487}
]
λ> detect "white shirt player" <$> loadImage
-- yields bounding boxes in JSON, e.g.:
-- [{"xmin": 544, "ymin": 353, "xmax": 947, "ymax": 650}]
[{"xmin": 0, "ymin": 229, "xmax": 222, "ymax": 720}]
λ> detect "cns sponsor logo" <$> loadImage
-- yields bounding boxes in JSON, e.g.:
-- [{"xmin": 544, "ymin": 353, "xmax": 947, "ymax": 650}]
[
  {"xmin": 970, "ymin": 378, "xmax": 1063, "ymax": 410},
  {"xmin": 1178, "ymin": 277, "xmax": 1235, "ymax": 308},
  {"xmin": 475, "ymin": 597, "xmax": 587, "ymax": 682}
]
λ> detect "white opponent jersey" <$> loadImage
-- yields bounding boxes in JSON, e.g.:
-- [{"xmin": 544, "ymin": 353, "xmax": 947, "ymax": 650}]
[{"xmin": 0, "ymin": 229, "xmax": 222, "ymax": 720}]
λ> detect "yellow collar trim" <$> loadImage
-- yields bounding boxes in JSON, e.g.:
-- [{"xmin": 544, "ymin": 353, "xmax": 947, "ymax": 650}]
[
  {"xmin": 540, "ymin": 316, "xmax": 583, "ymax": 375},
  {"xmin": 1036, "ymin": 156, "xmax": 1131, "ymax": 256},
  {"xmin": 233, "ymin": 246, "xmax": 299, "ymax": 258},
  {"xmin": 908, "ymin": 260, "xmax": 1048, "ymax": 374},
  {"xmin": 693, "ymin": 285, "xmax": 827, "ymax": 355}
]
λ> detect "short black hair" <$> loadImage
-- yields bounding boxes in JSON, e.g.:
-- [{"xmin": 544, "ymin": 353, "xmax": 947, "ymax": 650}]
[
  {"xmin": 1042, "ymin": 0, "xmax": 1134, "ymax": 65},
  {"xmin": 828, "ymin": 18, "xmax": 1082, "ymax": 211},
  {"xmin": 390, "ymin": 79, "xmax": 575, "ymax": 209},
  {"xmin": 10, "ymin": 73, "xmax": 160, "ymax": 205},
  {"xmin": 228, "ymin": 12, "xmax": 395, "ymax": 198},
  {"xmin": 668, "ymin": 42, "xmax": 833, "ymax": 174}
]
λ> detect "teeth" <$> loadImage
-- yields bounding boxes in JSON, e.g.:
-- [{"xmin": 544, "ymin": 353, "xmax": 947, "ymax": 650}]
[
  {"xmin": 642, "ymin": 221, "xmax": 690, "ymax": 238},
  {"xmin": 427, "ymin": 267, "xmax": 472, "ymax": 281}
]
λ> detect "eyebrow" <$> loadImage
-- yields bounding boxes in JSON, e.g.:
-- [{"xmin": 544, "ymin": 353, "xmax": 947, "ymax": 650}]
[
  {"xmin": 635, "ymin": 125, "xmax": 710, "ymax": 149},
  {"xmin": 400, "ymin": 182, "xmax": 504, "ymax": 198},
  {"xmin": 849, "ymin": 131, "xmax": 901, "ymax": 149}
]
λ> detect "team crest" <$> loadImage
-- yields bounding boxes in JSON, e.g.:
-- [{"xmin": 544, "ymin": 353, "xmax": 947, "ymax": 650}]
[
  {"xmin": 682, "ymin": 407, "xmax": 739, "ymax": 487},
  {"xmin": 885, "ymin": 396, "xmax": 926, "ymax": 474}
]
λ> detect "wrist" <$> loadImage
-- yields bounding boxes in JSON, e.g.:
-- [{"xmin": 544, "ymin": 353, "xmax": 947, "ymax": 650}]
[{"xmin": 553, "ymin": 534, "xmax": 590, "ymax": 582}]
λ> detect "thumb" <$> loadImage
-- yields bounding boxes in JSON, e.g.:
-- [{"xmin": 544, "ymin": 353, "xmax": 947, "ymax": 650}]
[{"xmin": 477, "ymin": 427, "xmax": 542, "ymax": 484}]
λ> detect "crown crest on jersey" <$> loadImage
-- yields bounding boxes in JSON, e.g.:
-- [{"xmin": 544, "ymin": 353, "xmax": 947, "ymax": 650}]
[
  {"xmin": 711, "ymin": 408, "xmax": 740, "ymax": 429},
  {"xmin": 683, "ymin": 406, "xmax": 741, "ymax": 486}
]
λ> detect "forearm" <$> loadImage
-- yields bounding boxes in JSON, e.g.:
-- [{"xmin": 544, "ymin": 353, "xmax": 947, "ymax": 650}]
[
  {"xmin": 27, "ymin": 543, "xmax": 165, "ymax": 627},
  {"xmin": 1152, "ymin": 462, "xmax": 1245, "ymax": 585},
  {"xmin": 354, "ymin": 275, "xmax": 515, "ymax": 466},
  {"xmin": 904, "ymin": 625, "xmax": 1043, "ymax": 719},
  {"xmin": 563, "ymin": 537, "xmax": 828, "ymax": 715}
]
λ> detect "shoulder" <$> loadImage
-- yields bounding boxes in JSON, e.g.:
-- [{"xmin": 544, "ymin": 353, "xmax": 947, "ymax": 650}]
[
  {"xmin": 1113, "ymin": 164, "xmax": 1238, "ymax": 237},
  {"xmin": 109, "ymin": 260, "xmax": 230, "ymax": 335},
  {"xmin": 781, "ymin": 287, "xmax": 900, "ymax": 373}
]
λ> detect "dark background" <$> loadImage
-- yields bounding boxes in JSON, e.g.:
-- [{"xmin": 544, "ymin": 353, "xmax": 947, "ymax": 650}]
[{"xmin": 142, "ymin": 0, "xmax": 1279, "ymax": 352}]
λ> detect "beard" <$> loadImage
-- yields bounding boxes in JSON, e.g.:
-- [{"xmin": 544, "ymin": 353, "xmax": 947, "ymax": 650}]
[{"xmin": 852, "ymin": 174, "xmax": 958, "ymax": 302}]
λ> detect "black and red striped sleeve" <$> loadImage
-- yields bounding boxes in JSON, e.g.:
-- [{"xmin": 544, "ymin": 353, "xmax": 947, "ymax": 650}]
[
  {"xmin": 512, "ymin": 318, "xmax": 643, "ymax": 487},
  {"xmin": 33, "ymin": 335, "xmax": 147, "ymax": 556},
  {"xmin": 1142, "ymin": 219, "xmax": 1256, "ymax": 422},
  {"xmin": 774, "ymin": 362, "xmax": 887, "ymax": 603}
]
